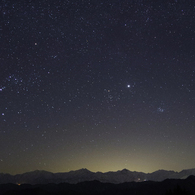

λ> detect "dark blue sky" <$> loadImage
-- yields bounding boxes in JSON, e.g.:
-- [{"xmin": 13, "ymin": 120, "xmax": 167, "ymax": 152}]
[{"xmin": 0, "ymin": 0, "xmax": 195, "ymax": 174}]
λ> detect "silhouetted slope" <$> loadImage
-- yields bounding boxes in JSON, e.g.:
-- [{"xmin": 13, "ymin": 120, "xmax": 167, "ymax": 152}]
[{"xmin": 1, "ymin": 176, "xmax": 195, "ymax": 195}]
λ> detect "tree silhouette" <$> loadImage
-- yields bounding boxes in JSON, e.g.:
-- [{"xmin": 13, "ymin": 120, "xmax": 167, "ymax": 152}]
[{"xmin": 165, "ymin": 185, "xmax": 192, "ymax": 195}]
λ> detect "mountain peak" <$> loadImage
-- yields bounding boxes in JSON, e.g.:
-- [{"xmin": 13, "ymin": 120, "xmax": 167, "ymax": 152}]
[
  {"xmin": 120, "ymin": 168, "xmax": 130, "ymax": 173},
  {"xmin": 77, "ymin": 168, "xmax": 90, "ymax": 172},
  {"xmin": 70, "ymin": 168, "xmax": 92, "ymax": 174}
]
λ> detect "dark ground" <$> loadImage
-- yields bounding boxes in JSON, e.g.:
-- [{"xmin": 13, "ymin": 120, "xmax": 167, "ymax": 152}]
[{"xmin": 1, "ymin": 175, "xmax": 195, "ymax": 195}]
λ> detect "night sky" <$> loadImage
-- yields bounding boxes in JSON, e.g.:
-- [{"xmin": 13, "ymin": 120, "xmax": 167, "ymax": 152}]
[{"xmin": 1, "ymin": 0, "xmax": 195, "ymax": 175}]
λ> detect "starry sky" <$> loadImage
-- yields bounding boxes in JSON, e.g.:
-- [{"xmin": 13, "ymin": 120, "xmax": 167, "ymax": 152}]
[{"xmin": 1, "ymin": 0, "xmax": 195, "ymax": 175}]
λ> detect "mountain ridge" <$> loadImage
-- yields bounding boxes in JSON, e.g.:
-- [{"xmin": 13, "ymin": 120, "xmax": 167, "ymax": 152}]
[{"xmin": 0, "ymin": 168, "xmax": 195, "ymax": 185}]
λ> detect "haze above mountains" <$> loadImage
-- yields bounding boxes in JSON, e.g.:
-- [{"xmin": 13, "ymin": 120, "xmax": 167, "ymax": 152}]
[{"xmin": 1, "ymin": 168, "xmax": 195, "ymax": 185}]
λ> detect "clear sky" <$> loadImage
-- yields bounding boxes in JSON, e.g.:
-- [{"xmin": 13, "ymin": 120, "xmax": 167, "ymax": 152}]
[{"xmin": 1, "ymin": 1, "xmax": 195, "ymax": 175}]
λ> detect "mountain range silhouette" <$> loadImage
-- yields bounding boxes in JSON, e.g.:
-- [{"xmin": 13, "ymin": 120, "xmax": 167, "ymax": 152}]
[{"xmin": 1, "ymin": 168, "xmax": 195, "ymax": 185}]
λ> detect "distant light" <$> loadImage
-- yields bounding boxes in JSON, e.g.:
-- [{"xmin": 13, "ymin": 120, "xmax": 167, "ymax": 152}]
[{"xmin": 127, "ymin": 85, "xmax": 131, "ymax": 88}]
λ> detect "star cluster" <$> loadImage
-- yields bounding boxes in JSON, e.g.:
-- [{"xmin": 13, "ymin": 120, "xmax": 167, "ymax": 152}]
[{"xmin": 0, "ymin": 1, "xmax": 195, "ymax": 174}]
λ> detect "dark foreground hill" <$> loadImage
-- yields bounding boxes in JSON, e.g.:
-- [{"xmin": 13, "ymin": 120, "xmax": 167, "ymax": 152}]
[{"xmin": 1, "ymin": 175, "xmax": 195, "ymax": 195}]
